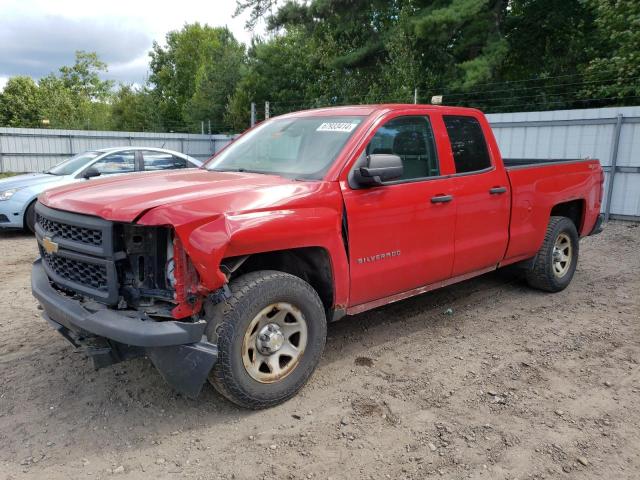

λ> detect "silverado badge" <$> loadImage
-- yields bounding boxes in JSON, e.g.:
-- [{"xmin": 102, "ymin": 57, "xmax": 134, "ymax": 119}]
[
  {"xmin": 42, "ymin": 236, "xmax": 59, "ymax": 254},
  {"xmin": 356, "ymin": 250, "xmax": 401, "ymax": 264}
]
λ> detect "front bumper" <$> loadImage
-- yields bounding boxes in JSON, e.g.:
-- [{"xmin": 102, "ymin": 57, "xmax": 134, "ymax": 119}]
[
  {"xmin": 0, "ymin": 197, "xmax": 25, "ymax": 229},
  {"xmin": 32, "ymin": 259, "xmax": 217, "ymax": 398}
]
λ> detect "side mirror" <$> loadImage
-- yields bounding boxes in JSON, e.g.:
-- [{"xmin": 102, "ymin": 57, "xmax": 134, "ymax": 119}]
[
  {"xmin": 82, "ymin": 167, "xmax": 101, "ymax": 179},
  {"xmin": 354, "ymin": 154, "xmax": 403, "ymax": 187}
]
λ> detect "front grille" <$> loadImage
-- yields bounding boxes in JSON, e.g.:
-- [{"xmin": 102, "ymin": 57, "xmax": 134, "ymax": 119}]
[
  {"xmin": 37, "ymin": 213, "xmax": 102, "ymax": 246},
  {"xmin": 41, "ymin": 248, "xmax": 108, "ymax": 291},
  {"xmin": 35, "ymin": 202, "xmax": 118, "ymax": 304}
]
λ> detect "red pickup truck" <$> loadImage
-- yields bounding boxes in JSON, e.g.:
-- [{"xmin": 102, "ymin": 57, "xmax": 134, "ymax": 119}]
[{"xmin": 32, "ymin": 105, "xmax": 604, "ymax": 408}]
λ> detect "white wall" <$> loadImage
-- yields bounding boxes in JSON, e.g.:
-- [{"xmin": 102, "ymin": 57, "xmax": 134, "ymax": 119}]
[
  {"xmin": 0, "ymin": 128, "xmax": 235, "ymax": 173},
  {"xmin": 487, "ymin": 106, "xmax": 640, "ymax": 219}
]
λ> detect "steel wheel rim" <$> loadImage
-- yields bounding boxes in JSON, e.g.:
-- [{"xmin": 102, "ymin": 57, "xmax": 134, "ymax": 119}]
[
  {"xmin": 552, "ymin": 232, "xmax": 572, "ymax": 278},
  {"xmin": 242, "ymin": 302, "xmax": 308, "ymax": 384}
]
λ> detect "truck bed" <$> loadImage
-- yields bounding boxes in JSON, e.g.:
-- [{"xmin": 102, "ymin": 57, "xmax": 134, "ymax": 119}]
[{"xmin": 503, "ymin": 157, "xmax": 603, "ymax": 265}]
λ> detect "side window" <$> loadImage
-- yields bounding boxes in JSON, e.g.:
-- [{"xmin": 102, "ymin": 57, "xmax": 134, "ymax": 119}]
[
  {"xmin": 142, "ymin": 151, "xmax": 188, "ymax": 171},
  {"xmin": 92, "ymin": 151, "xmax": 135, "ymax": 174},
  {"xmin": 367, "ymin": 116, "xmax": 439, "ymax": 180},
  {"xmin": 443, "ymin": 116, "xmax": 491, "ymax": 173}
]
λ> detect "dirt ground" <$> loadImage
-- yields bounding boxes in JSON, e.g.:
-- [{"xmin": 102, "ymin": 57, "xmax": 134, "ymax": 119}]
[{"xmin": 0, "ymin": 222, "xmax": 638, "ymax": 480}]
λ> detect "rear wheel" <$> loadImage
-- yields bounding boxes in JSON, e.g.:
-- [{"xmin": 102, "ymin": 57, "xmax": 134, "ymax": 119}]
[
  {"xmin": 206, "ymin": 270, "xmax": 327, "ymax": 409},
  {"xmin": 24, "ymin": 201, "xmax": 37, "ymax": 234},
  {"xmin": 526, "ymin": 216, "xmax": 579, "ymax": 292}
]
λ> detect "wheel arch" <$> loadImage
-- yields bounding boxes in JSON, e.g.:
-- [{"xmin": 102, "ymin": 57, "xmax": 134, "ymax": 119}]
[
  {"xmin": 550, "ymin": 199, "xmax": 585, "ymax": 234},
  {"xmin": 221, "ymin": 247, "xmax": 338, "ymax": 319},
  {"xmin": 22, "ymin": 196, "xmax": 39, "ymax": 230}
]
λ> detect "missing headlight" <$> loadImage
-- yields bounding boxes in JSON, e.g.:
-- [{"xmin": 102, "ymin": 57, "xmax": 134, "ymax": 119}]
[{"xmin": 117, "ymin": 225, "xmax": 174, "ymax": 308}]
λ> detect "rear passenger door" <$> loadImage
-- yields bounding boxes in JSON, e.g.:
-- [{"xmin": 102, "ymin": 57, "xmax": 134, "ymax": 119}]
[
  {"xmin": 141, "ymin": 151, "xmax": 193, "ymax": 171},
  {"xmin": 443, "ymin": 115, "xmax": 511, "ymax": 276}
]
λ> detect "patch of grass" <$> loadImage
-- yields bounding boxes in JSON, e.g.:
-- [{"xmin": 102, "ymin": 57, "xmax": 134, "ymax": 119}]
[{"xmin": 0, "ymin": 172, "xmax": 21, "ymax": 179}]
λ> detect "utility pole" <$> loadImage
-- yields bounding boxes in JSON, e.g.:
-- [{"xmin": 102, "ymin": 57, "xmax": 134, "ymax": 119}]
[
  {"xmin": 250, "ymin": 102, "xmax": 256, "ymax": 127},
  {"xmin": 208, "ymin": 119, "xmax": 211, "ymax": 135},
  {"xmin": 265, "ymin": 101, "xmax": 270, "ymax": 120},
  {"xmin": 201, "ymin": 121, "xmax": 204, "ymax": 135},
  {"xmin": 414, "ymin": 87, "xmax": 418, "ymax": 104}
]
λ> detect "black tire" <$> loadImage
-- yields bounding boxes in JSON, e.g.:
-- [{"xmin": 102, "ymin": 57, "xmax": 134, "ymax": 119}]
[
  {"xmin": 526, "ymin": 216, "xmax": 579, "ymax": 292},
  {"xmin": 24, "ymin": 201, "xmax": 37, "ymax": 234},
  {"xmin": 205, "ymin": 270, "xmax": 327, "ymax": 409}
]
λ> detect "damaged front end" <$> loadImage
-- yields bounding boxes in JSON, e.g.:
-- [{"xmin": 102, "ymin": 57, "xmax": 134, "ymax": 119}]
[
  {"xmin": 32, "ymin": 203, "xmax": 224, "ymax": 398},
  {"xmin": 117, "ymin": 224, "xmax": 204, "ymax": 320}
]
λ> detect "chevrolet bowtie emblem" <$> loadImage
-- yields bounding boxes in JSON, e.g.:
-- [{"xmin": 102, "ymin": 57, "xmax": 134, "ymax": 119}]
[{"xmin": 42, "ymin": 236, "xmax": 59, "ymax": 254}]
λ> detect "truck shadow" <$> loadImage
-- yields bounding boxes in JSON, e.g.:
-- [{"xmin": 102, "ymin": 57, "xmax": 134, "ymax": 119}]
[{"xmin": 323, "ymin": 267, "xmax": 525, "ymax": 362}]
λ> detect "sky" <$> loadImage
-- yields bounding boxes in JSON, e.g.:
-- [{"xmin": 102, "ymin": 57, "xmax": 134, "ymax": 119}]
[{"xmin": 0, "ymin": 0, "xmax": 261, "ymax": 90}]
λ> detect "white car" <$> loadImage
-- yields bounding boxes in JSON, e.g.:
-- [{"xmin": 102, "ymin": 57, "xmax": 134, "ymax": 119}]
[{"xmin": 0, "ymin": 147, "xmax": 202, "ymax": 232}]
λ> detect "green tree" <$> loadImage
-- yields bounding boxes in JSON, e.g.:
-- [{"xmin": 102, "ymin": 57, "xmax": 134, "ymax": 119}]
[
  {"xmin": 224, "ymin": 31, "xmax": 320, "ymax": 130},
  {"xmin": 236, "ymin": 0, "xmax": 638, "ymax": 113},
  {"xmin": 237, "ymin": 0, "xmax": 511, "ymax": 105},
  {"xmin": 481, "ymin": 0, "xmax": 600, "ymax": 112},
  {"xmin": 37, "ymin": 52, "xmax": 114, "ymax": 130},
  {"xmin": 111, "ymin": 84, "xmax": 161, "ymax": 131},
  {"xmin": 184, "ymin": 28, "xmax": 245, "ymax": 132},
  {"xmin": 0, "ymin": 76, "xmax": 43, "ymax": 127},
  {"xmin": 224, "ymin": 83, "xmax": 253, "ymax": 131},
  {"xmin": 583, "ymin": 0, "xmax": 640, "ymax": 100},
  {"xmin": 149, "ymin": 23, "xmax": 245, "ymax": 131},
  {"xmin": 59, "ymin": 51, "xmax": 114, "ymax": 101},
  {"xmin": 37, "ymin": 74, "xmax": 82, "ymax": 128},
  {"xmin": 264, "ymin": 0, "xmax": 402, "ymax": 103}
]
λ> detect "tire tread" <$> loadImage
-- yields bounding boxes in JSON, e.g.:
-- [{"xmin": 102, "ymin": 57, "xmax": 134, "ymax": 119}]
[
  {"xmin": 526, "ymin": 216, "xmax": 578, "ymax": 292},
  {"xmin": 208, "ymin": 270, "xmax": 326, "ymax": 409}
]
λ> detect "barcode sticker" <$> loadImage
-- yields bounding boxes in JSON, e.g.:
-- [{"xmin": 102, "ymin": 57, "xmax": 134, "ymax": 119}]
[{"xmin": 316, "ymin": 122, "xmax": 358, "ymax": 133}]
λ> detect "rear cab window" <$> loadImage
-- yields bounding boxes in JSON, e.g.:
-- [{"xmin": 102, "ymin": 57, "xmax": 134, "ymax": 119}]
[{"xmin": 443, "ymin": 116, "xmax": 492, "ymax": 174}]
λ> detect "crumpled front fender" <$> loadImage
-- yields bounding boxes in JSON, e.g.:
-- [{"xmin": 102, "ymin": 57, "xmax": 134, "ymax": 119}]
[{"xmin": 135, "ymin": 181, "xmax": 350, "ymax": 311}]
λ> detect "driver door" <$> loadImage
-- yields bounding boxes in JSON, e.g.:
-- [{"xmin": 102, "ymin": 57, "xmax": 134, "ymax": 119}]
[{"xmin": 342, "ymin": 113, "xmax": 457, "ymax": 307}]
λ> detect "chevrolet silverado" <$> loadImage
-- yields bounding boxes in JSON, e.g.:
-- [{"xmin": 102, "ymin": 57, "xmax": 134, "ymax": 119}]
[{"xmin": 31, "ymin": 105, "xmax": 604, "ymax": 408}]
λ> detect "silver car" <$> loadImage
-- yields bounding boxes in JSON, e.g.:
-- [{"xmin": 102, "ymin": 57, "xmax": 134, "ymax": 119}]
[{"xmin": 0, "ymin": 147, "xmax": 202, "ymax": 232}]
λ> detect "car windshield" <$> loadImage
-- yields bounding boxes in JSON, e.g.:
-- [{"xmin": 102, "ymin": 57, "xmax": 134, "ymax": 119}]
[
  {"xmin": 206, "ymin": 116, "xmax": 364, "ymax": 179},
  {"xmin": 46, "ymin": 151, "xmax": 101, "ymax": 176}
]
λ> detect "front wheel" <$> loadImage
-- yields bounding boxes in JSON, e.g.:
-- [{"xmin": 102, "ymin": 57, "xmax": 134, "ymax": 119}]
[
  {"xmin": 24, "ymin": 201, "xmax": 37, "ymax": 234},
  {"xmin": 526, "ymin": 216, "xmax": 579, "ymax": 292},
  {"xmin": 206, "ymin": 270, "xmax": 327, "ymax": 409}
]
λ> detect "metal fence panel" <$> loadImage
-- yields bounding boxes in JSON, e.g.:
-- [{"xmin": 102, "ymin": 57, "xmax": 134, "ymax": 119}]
[
  {"xmin": 2, "ymin": 107, "xmax": 639, "ymax": 219},
  {"xmin": 0, "ymin": 127, "xmax": 235, "ymax": 173},
  {"xmin": 487, "ymin": 106, "xmax": 640, "ymax": 220}
]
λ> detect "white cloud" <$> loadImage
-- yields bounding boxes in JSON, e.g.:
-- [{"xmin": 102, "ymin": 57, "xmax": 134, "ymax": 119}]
[{"xmin": 0, "ymin": 0, "xmax": 262, "ymax": 84}]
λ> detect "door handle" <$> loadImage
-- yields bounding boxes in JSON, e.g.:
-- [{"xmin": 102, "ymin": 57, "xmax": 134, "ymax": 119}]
[
  {"xmin": 489, "ymin": 186, "xmax": 507, "ymax": 194},
  {"xmin": 431, "ymin": 194, "xmax": 453, "ymax": 204}
]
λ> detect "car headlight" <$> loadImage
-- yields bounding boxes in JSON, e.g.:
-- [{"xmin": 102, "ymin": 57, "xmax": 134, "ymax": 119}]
[{"xmin": 0, "ymin": 188, "xmax": 19, "ymax": 201}]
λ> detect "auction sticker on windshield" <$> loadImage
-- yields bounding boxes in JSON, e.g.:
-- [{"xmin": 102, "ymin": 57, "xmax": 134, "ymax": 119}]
[{"xmin": 316, "ymin": 122, "xmax": 359, "ymax": 133}]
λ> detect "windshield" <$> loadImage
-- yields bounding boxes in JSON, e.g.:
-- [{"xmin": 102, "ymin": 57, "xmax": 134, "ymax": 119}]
[
  {"xmin": 206, "ymin": 116, "xmax": 364, "ymax": 179},
  {"xmin": 47, "ymin": 151, "xmax": 101, "ymax": 176}
]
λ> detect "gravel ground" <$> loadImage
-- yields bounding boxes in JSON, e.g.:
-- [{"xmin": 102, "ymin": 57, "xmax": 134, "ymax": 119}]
[{"xmin": 1, "ymin": 222, "xmax": 638, "ymax": 480}]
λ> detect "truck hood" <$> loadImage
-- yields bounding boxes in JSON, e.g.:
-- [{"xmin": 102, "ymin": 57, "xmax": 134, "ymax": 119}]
[
  {"xmin": 40, "ymin": 169, "xmax": 308, "ymax": 223},
  {"xmin": 0, "ymin": 173, "xmax": 63, "ymax": 191}
]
